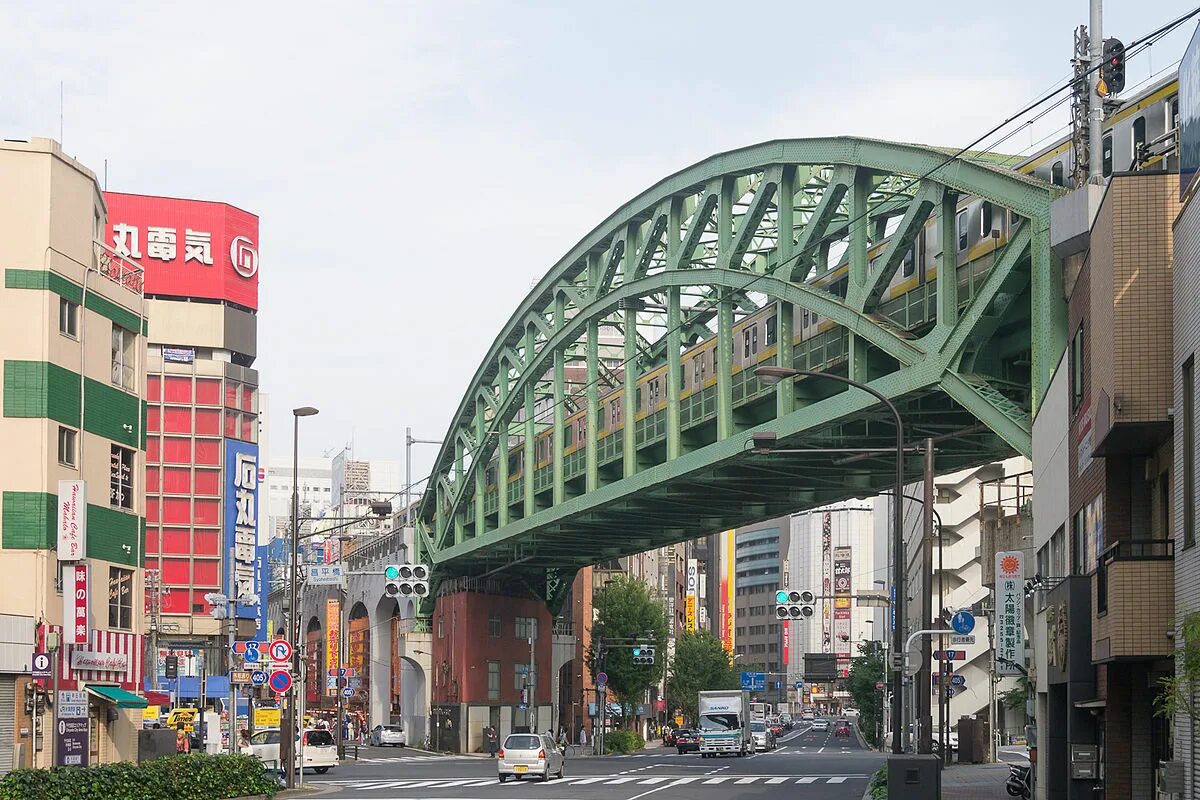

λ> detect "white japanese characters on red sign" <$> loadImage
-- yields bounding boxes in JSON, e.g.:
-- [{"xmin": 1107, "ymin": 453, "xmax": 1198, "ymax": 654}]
[{"xmin": 64, "ymin": 563, "xmax": 89, "ymax": 645}]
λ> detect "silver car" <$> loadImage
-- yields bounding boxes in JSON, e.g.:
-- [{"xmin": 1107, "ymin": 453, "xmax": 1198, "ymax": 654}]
[
  {"xmin": 498, "ymin": 733, "xmax": 565, "ymax": 782},
  {"xmin": 369, "ymin": 724, "xmax": 406, "ymax": 747}
]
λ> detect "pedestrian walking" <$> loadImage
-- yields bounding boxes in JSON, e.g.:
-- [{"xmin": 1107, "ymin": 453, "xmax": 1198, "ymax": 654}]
[
  {"xmin": 579, "ymin": 726, "xmax": 588, "ymax": 751},
  {"xmin": 486, "ymin": 725, "xmax": 498, "ymax": 757}
]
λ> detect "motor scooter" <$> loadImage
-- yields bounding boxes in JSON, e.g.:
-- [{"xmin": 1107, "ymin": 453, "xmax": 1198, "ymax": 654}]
[{"xmin": 1005, "ymin": 763, "xmax": 1032, "ymax": 799}]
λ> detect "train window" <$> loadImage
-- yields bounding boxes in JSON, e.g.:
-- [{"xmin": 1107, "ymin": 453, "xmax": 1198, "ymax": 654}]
[
  {"xmin": 980, "ymin": 202, "xmax": 994, "ymax": 237},
  {"xmin": 1132, "ymin": 116, "xmax": 1147, "ymax": 164},
  {"xmin": 765, "ymin": 315, "xmax": 777, "ymax": 346},
  {"xmin": 802, "ymin": 309, "xmax": 810, "ymax": 327},
  {"xmin": 599, "ymin": 408, "xmax": 606, "ymax": 431},
  {"xmin": 565, "ymin": 424, "xmax": 574, "ymax": 447},
  {"xmin": 743, "ymin": 329, "xmax": 752, "ymax": 358},
  {"xmin": 1171, "ymin": 98, "xmax": 1179, "ymax": 130},
  {"xmin": 1051, "ymin": 161, "xmax": 1064, "ymax": 186},
  {"xmin": 751, "ymin": 325, "xmax": 758, "ymax": 354},
  {"xmin": 611, "ymin": 404, "xmax": 619, "ymax": 426},
  {"xmin": 636, "ymin": 387, "xmax": 642, "ymax": 408},
  {"xmin": 486, "ymin": 466, "xmax": 496, "ymax": 486},
  {"xmin": 956, "ymin": 210, "xmax": 968, "ymax": 252},
  {"xmin": 693, "ymin": 358, "xmax": 700, "ymax": 386},
  {"xmin": 1102, "ymin": 134, "xmax": 1113, "ymax": 177},
  {"xmin": 902, "ymin": 242, "xmax": 915, "ymax": 278}
]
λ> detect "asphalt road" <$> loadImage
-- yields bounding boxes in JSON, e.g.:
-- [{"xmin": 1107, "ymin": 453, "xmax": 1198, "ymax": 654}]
[{"xmin": 302, "ymin": 724, "xmax": 883, "ymax": 800}]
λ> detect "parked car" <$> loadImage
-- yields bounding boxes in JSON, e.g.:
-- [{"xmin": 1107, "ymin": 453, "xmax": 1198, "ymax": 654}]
[
  {"xmin": 932, "ymin": 731, "xmax": 960, "ymax": 754},
  {"xmin": 834, "ymin": 720, "xmax": 852, "ymax": 738},
  {"xmin": 243, "ymin": 728, "xmax": 337, "ymax": 774},
  {"xmin": 811, "ymin": 718, "xmax": 830, "ymax": 732},
  {"xmin": 674, "ymin": 729, "xmax": 700, "ymax": 754},
  {"xmin": 498, "ymin": 733, "xmax": 564, "ymax": 782},
  {"xmin": 369, "ymin": 724, "xmax": 406, "ymax": 747}
]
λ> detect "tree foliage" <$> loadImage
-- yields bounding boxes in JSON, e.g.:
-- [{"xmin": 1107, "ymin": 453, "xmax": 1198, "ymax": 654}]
[
  {"xmin": 845, "ymin": 640, "xmax": 886, "ymax": 747},
  {"xmin": 586, "ymin": 575, "xmax": 669, "ymax": 713},
  {"xmin": 665, "ymin": 630, "xmax": 739, "ymax": 724},
  {"xmin": 1156, "ymin": 612, "xmax": 1200, "ymax": 721}
]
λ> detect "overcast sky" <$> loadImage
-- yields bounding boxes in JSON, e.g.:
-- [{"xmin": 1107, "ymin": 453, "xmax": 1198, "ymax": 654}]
[{"xmin": 2, "ymin": 1, "xmax": 1195, "ymax": 486}]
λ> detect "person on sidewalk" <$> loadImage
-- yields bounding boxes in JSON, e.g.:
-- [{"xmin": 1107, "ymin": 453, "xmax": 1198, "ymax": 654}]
[
  {"xmin": 579, "ymin": 726, "xmax": 588, "ymax": 752},
  {"xmin": 486, "ymin": 725, "xmax": 498, "ymax": 757}
]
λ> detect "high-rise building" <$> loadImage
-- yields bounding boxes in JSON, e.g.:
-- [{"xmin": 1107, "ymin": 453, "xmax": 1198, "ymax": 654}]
[
  {"xmin": 102, "ymin": 192, "xmax": 266, "ymax": 704},
  {"xmin": 0, "ymin": 139, "xmax": 148, "ymax": 769}
]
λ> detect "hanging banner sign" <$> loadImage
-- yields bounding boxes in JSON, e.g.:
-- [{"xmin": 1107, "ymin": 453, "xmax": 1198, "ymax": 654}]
[
  {"xmin": 685, "ymin": 596, "xmax": 697, "ymax": 633},
  {"xmin": 64, "ymin": 563, "xmax": 89, "ymax": 645},
  {"xmin": 57, "ymin": 480, "xmax": 87, "ymax": 561},
  {"xmin": 325, "ymin": 598, "xmax": 341, "ymax": 697},
  {"xmin": 995, "ymin": 551, "xmax": 1025, "ymax": 676}
]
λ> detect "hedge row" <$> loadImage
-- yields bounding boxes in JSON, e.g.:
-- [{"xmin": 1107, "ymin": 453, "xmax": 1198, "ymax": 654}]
[
  {"xmin": 0, "ymin": 753, "xmax": 277, "ymax": 800},
  {"xmin": 603, "ymin": 730, "xmax": 645, "ymax": 754}
]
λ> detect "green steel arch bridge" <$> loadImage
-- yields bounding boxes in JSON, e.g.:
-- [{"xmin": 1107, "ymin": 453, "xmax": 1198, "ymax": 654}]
[{"xmin": 414, "ymin": 137, "xmax": 1062, "ymax": 611}]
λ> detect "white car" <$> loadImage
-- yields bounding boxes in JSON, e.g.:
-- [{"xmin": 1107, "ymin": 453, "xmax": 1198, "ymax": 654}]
[
  {"xmin": 369, "ymin": 724, "xmax": 406, "ymax": 747},
  {"xmin": 749, "ymin": 721, "xmax": 774, "ymax": 752},
  {"xmin": 243, "ymin": 728, "xmax": 338, "ymax": 774},
  {"xmin": 811, "ymin": 719, "xmax": 830, "ymax": 732},
  {"xmin": 802, "ymin": 712, "xmax": 815, "ymax": 722},
  {"xmin": 498, "ymin": 733, "xmax": 565, "ymax": 782}
]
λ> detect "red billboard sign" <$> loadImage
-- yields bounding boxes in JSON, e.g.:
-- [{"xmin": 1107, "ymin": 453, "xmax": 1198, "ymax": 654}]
[{"xmin": 103, "ymin": 192, "xmax": 259, "ymax": 310}]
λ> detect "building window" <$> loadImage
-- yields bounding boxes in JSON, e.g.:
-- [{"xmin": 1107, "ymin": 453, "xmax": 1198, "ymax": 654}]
[
  {"xmin": 59, "ymin": 297, "xmax": 78, "ymax": 338},
  {"xmin": 1185, "ymin": 356, "xmax": 1196, "ymax": 549},
  {"xmin": 58, "ymin": 427, "xmax": 77, "ymax": 467},
  {"xmin": 487, "ymin": 661, "xmax": 500, "ymax": 702},
  {"xmin": 1070, "ymin": 324, "xmax": 1084, "ymax": 412},
  {"xmin": 1071, "ymin": 510, "xmax": 1084, "ymax": 574},
  {"xmin": 110, "ymin": 324, "xmax": 136, "ymax": 391},
  {"xmin": 109, "ymin": 445, "xmax": 133, "ymax": 510},
  {"xmin": 515, "ymin": 616, "xmax": 537, "ymax": 640},
  {"xmin": 108, "ymin": 567, "xmax": 133, "ymax": 629},
  {"xmin": 438, "ymin": 616, "xmax": 445, "ymax": 639},
  {"xmin": 488, "ymin": 615, "xmax": 502, "ymax": 638}
]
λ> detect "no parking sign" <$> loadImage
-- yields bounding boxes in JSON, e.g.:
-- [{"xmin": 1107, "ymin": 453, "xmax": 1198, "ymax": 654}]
[{"xmin": 268, "ymin": 670, "xmax": 293, "ymax": 694}]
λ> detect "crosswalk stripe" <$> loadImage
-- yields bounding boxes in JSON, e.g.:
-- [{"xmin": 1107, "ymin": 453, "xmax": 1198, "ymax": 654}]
[
  {"xmin": 670, "ymin": 777, "xmax": 699, "ymax": 784},
  {"xmin": 325, "ymin": 774, "xmax": 866, "ymax": 791},
  {"xmin": 766, "ymin": 777, "xmax": 788, "ymax": 784},
  {"xmin": 828, "ymin": 777, "xmax": 847, "ymax": 784},
  {"xmin": 607, "ymin": 777, "xmax": 638, "ymax": 784},
  {"xmin": 638, "ymin": 778, "xmax": 668, "ymax": 785},
  {"xmin": 735, "ymin": 777, "xmax": 758, "ymax": 784},
  {"xmin": 572, "ymin": 777, "xmax": 607, "ymax": 784},
  {"xmin": 702, "ymin": 777, "xmax": 731, "ymax": 784},
  {"xmin": 797, "ymin": 777, "xmax": 818, "ymax": 784}
]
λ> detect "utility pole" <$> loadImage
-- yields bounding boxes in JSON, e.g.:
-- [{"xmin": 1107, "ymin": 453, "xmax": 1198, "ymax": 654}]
[
  {"xmin": 1088, "ymin": 0, "xmax": 1105, "ymax": 185},
  {"xmin": 917, "ymin": 439, "xmax": 934, "ymax": 755},
  {"xmin": 529, "ymin": 625, "xmax": 537, "ymax": 733}
]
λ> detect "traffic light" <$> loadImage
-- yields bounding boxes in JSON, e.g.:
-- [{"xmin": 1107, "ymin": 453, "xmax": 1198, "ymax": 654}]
[
  {"xmin": 384, "ymin": 563, "xmax": 430, "ymax": 597},
  {"xmin": 1101, "ymin": 38, "xmax": 1125, "ymax": 96},
  {"xmin": 632, "ymin": 646, "xmax": 656, "ymax": 666},
  {"xmin": 164, "ymin": 655, "xmax": 178, "ymax": 679},
  {"xmin": 775, "ymin": 589, "xmax": 816, "ymax": 620}
]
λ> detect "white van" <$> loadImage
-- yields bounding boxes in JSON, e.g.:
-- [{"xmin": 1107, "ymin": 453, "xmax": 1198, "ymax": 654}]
[{"xmin": 244, "ymin": 728, "xmax": 338, "ymax": 774}]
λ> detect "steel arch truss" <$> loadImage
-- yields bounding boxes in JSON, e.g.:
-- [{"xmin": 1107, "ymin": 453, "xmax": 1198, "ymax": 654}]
[{"xmin": 415, "ymin": 138, "xmax": 1060, "ymax": 606}]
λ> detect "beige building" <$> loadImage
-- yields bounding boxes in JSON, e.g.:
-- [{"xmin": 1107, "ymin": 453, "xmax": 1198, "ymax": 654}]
[{"xmin": 0, "ymin": 138, "xmax": 148, "ymax": 771}]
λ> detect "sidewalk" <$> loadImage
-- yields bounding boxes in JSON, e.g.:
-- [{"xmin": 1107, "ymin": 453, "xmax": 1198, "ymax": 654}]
[{"xmin": 939, "ymin": 763, "xmax": 1013, "ymax": 800}]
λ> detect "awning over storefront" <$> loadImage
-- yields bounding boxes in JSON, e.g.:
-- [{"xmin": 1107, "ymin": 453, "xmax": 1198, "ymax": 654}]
[
  {"xmin": 1073, "ymin": 698, "xmax": 1106, "ymax": 709},
  {"xmin": 86, "ymin": 684, "xmax": 148, "ymax": 708}
]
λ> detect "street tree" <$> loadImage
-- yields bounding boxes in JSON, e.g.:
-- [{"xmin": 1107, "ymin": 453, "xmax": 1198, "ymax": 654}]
[
  {"xmin": 665, "ymin": 630, "xmax": 738, "ymax": 724},
  {"xmin": 845, "ymin": 640, "xmax": 886, "ymax": 746},
  {"xmin": 586, "ymin": 575, "xmax": 669, "ymax": 718}
]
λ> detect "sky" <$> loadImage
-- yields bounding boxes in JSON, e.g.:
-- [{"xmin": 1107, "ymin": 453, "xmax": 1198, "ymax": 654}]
[{"xmin": 2, "ymin": 1, "xmax": 1196, "ymax": 487}]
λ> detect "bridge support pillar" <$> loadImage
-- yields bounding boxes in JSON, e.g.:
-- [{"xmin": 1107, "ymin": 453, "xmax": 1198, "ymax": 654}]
[{"xmin": 429, "ymin": 592, "xmax": 554, "ymax": 752}]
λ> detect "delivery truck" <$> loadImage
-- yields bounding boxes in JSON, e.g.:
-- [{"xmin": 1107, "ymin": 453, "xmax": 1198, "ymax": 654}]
[{"xmin": 697, "ymin": 689, "xmax": 751, "ymax": 757}]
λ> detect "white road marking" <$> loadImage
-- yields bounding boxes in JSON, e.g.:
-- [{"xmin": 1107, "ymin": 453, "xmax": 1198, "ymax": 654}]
[
  {"xmin": 828, "ymin": 777, "xmax": 847, "ymax": 783},
  {"xmin": 734, "ymin": 777, "xmax": 758, "ymax": 784},
  {"xmin": 766, "ymin": 777, "xmax": 788, "ymax": 784}
]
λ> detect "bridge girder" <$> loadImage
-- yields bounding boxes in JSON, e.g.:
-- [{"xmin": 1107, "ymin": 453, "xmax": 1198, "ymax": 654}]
[{"xmin": 415, "ymin": 137, "xmax": 1061, "ymax": 601}]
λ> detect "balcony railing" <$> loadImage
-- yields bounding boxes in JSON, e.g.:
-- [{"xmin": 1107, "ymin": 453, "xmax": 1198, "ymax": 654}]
[
  {"xmin": 553, "ymin": 620, "xmax": 574, "ymax": 637},
  {"xmin": 93, "ymin": 241, "xmax": 145, "ymax": 295},
  {"xmin": 1097, "ymin": 539, "xmax": 1174, "ymax": 614}
]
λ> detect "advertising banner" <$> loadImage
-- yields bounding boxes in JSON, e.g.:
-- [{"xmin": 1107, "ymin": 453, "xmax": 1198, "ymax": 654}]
[
  {"xmin": 325, "ymin": 598, "xmax": 341, "ymax": 697},
  {"xmin": 56, "ymin": 480, "xmax": 87, "ymax": 561},
  {"xmin": 995, "ymin": 551, "xmax": 1025, "ymax": 676},
  {"xmin": 56, "ymin": 690, "xmax": 88, "ymax": 767},
  {"xmin": 64, "ymin": 563, "xmax": 88, "ymax": 645},
  {"xmin": 782, "ymin": 624, "xmax": 789, "ymax": 666},
  {"xmin": 834, "ymin": 545, "xmax": 852, "ymax": 675},
  {"xmin": 225, "ymin": 440, "xmax": 260, "ymax": 621},
  {"xmin": 821, "ymin": 514, "xmax": 832, "ymax": 653},
  {"xmin": 103, "ymin": 192, "xmax": 260, "ymax": 310},
  {"xmin": 720, "ymin": 531, "xmax": 736, "ymax": 651},
  {"xmin": 685, "ymin": 596, "xmax": 697, "ymax": 633}
]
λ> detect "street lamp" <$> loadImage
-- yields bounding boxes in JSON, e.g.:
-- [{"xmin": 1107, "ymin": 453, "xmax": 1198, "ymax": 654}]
[
  {"xmin": 753, "ymin": 365, "xmax": 906, "ymax": 755},
  {"xmin": 283, "ymin": 406, "xmax": 318, "ymax": 789}
]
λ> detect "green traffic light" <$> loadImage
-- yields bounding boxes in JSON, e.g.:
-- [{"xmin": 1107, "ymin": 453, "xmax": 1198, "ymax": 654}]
[
  {"xmin": 632, "ymin": 648, "xmax": 641, "ymax": 657},
  {"xmin": 385, "ymin": 565, "xmax": 400, "ymax": 580},
  {"xmin": 775, "ymin": 590, "xmax": 789, "ymax": 604}
]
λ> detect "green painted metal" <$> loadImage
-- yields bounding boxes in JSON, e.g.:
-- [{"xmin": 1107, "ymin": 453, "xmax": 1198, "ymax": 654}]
[{"xmin": 416, "ymin": 137, "xmax": 1059, "ymax": 599}]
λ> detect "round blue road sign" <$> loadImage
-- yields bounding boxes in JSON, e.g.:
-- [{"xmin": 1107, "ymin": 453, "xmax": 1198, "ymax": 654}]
[
  {"xmin": 244, "ymin": 648, "xmax": 259, "ymax": 664},
  {"xmin": 268, "ymin": 670, "xmax": 293, "ymax": 694},
  {"xmin": 951, "ymin": 610, "xmax": 976, "ymax": 635}
]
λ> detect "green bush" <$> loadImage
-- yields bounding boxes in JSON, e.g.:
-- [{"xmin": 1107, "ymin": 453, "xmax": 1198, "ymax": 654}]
[
  {"xmin": 0, "ymin": 753, "xmax": 278, "ymax": 800},
  {"xmin": 869, "ymin": 765, "xmax": 887, "ymax": 800},
  {"xmin": 602, "ymin": 729, "xmax": 645, "ymax": 754}
]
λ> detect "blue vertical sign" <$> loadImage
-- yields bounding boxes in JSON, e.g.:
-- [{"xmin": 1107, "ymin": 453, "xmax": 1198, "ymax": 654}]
[{"xmin": 224, "ymin": 440, "xmax": 261, "ymax": 621}]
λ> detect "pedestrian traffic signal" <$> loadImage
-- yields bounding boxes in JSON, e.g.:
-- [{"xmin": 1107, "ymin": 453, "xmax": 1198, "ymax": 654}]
[
  {"xmin": 164, "ymin": 655, "xmax": 178, "ymax": 679},
  {"xmin": 632, "ymin": 646, "xmax": 655, "ymax": 666},
  {"xmin": 1101, "ymin": 38, "xmax": 1125, "ymax": 96},
  {"xmin": 384, "ymin": 563, "xmax": 430, "ymax": 597},
  {"xmin": 775, "ymin": 589, "xmax": 816, "ymax": 620}
]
